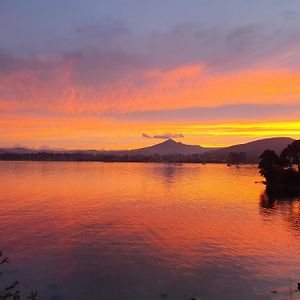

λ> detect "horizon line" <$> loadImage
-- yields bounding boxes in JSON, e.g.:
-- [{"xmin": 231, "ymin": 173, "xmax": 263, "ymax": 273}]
[{"xmin": 0, "ymin": 136, "xmax": 295, "ymax": 152}]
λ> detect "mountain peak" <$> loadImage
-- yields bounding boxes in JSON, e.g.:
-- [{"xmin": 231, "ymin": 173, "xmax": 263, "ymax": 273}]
[
  {"xmin": 131, "ymin": 138, "xmax": 205, "ymax": 155},
  {"xmin": 161, "ymin": 139, "xmax": 178, "ymax": 145}
]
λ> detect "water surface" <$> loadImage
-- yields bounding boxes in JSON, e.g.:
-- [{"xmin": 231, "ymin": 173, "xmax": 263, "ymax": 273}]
[{"xmin": 1, "ymin": 162, "xmax": 300, "ymax": 299}]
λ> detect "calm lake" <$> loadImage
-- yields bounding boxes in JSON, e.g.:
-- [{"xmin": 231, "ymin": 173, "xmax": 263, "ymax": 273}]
[{"xmin": 1, "ymin": 162, "xmax": 300, "ymax": 300}]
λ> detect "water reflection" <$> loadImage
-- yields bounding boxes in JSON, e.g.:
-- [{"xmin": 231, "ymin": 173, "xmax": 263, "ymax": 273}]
[
  {"xmin": 162, "ymin": 164, "xmax": 182, "ymax": 184},
  {"xmin": 260, "ymin": 191, "xmax": 300, "ymax": 235},
  {"xmin": 0, "ymin": 162, "xmax": 300, "ymax": 300}
]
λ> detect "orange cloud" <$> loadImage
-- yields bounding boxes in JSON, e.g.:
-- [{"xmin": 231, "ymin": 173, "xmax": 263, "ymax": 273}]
[
  {"xmin": 1, "ymin": 51, "xmax": 300, "ymax": 149},
  {"xmin": 128, "ymin": 66, "xmax": 300, "ymax": 111},
  {"xmin": 1, "ymin": 60, "xmax": 300, "ymax": 115}
]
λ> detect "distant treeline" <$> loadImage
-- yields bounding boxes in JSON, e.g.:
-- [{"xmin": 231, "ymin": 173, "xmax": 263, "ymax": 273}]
[{"xmin": 0, "ymin": 151, "xmax": 248, "ymax": 163}]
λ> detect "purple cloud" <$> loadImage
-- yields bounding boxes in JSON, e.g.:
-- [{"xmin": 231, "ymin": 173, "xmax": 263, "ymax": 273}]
[{"xmin": 142, "ymin": 133, "xmax": 184, "ymax": 139}]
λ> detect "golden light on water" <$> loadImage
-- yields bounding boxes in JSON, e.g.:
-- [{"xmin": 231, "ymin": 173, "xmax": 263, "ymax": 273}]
[{"xmin": 1, "ymin": 162, "xmax": 300, "ymax": 299}]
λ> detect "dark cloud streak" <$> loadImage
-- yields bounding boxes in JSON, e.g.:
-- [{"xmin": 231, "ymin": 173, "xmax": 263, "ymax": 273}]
[
  {"xmin": 119, "ymin": 103, "xmax": 300, "ymax": 122},
  {"xmin": 142, "ymin": 133, "xmax": 184, "ymax": 139}
]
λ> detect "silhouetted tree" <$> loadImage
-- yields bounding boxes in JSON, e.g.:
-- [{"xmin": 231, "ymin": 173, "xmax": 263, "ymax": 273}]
[
  {"xmin": 280, "ymin": 140, "xmax": 300, "ymax": 171},
  {"xmin": 258, "ymin": 150, "xmax": 280, "ymax": 181},
  {"xmin": 259, "ymin": 141, "xmax": 300, "ymax": 196}
]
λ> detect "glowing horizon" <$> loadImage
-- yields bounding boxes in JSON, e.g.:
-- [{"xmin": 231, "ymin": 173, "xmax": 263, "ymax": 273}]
[{"xmin": 1, "ymin": 0, "xmax": 300, "ymax": 149}]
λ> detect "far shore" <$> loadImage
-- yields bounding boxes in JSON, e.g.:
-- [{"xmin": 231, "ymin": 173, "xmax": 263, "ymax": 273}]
[{"xmin": 0, "ymin": 153, "xmax": 259, "ymax": 164}]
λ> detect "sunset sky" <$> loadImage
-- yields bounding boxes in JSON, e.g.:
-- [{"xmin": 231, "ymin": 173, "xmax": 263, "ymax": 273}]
[{"xmin": 1, "ymin": 0, "xmax": 300, "ymax": 149}]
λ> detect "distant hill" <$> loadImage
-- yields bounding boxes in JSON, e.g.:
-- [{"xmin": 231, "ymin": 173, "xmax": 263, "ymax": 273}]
[
  {"xmin": 0, "ymin": 147, "xmax": 38, "ymax": 154},
  {"xmin": 0, "ymin": 137, "xmax": 296, "ymax": 163},
  {"xmin": 204, "ymin": 137, "xmax": 295, "ymax": 162},
  {"xmin": 130, "ymin": 139, "xmax": 213, "ymax": 155}
]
